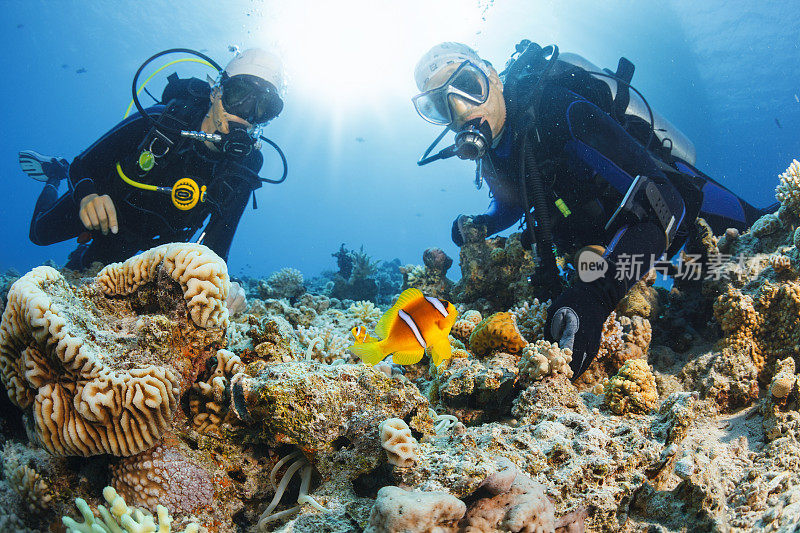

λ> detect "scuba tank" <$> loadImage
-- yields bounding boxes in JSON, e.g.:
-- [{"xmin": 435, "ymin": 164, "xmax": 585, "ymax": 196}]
[{"xmin": 557, "ymin": 52, "xmax": 697, "ymax": 165}]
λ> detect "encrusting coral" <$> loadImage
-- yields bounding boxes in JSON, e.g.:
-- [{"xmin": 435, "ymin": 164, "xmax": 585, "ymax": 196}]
[{"xmin": 469, "ymin": 312, "xmax": 528, "ymax": 357}]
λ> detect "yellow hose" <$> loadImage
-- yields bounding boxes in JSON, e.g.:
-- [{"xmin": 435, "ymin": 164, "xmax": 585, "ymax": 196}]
[
  {"xmin": 123, "ymin": 57, "xmax": 216, "ymax": 118},
  {"xmin": 116, "ymin": 162, "xmax": 158, "ymax": 191}
]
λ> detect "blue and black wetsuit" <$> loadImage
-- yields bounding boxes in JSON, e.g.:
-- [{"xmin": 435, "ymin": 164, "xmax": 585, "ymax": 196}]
[
  {"xmin": 459, "ymin": 57, "xmax": 773, "ymax": 376},
  {"xmin": 29, "ymin": 77, "xmax": 263, "ymax": 269}
]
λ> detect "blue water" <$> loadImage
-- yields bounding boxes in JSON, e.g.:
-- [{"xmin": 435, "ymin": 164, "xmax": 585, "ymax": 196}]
[{"xmin": 1, "ymin": 0, "xmax": 797, "ymax": 280}]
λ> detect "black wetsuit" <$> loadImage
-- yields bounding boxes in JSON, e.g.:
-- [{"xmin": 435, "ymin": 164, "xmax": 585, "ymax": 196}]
[
  {"xmin": 29, "ymin": 76, "xmax": 263, "ymax": 269},
  {"xmin": 457, "ymin": 51, "xmax": 773, "ymax": 376}
]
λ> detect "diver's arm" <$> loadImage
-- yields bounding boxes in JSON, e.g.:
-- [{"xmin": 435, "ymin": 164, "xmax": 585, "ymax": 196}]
[
  {"xmin": 482, "ymin": 196, "xmax": 526, "ymax": 235},
  {"xmin": 546, "ymin": 175, "xmax": 684, "ymax": 378},
  {"xmin": 67, "ymin": 107, "xmax": 165, "ymax": 204}
]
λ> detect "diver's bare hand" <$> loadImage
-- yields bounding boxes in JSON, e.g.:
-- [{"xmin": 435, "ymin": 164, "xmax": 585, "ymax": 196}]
[
  {"xmin": 225, "ymin": 281, "xmax": 247, "ymax": 316},
  {"xmin": 79, "ymin": 194, "xmax": 118, "ymax": 235}
]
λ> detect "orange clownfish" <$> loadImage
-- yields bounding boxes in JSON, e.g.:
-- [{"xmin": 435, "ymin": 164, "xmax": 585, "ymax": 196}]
[
  {"xmin": 349, "ymin": 288, "xmax": 458, "ymax": 367},
  {"xmin": 350, "ymin": 325, "xmax": 379, "ymax": 344}
]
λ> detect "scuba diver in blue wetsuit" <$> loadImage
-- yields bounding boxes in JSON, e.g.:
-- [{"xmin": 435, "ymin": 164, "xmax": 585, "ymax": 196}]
[
  {"xmin": 20, "ymin": 48, "xmax": 288, "ymax": 280},
  {"xmin": 412, "ymin": 41, "xmax": 777, "ymax": 379}
]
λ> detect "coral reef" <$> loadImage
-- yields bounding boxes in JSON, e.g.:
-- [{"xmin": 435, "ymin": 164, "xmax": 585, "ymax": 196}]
[
  {"xmin": 400, "ymin": 247, "xmax": 455, "ymax": 299},
  {"xmin": 7, "ymin": 161, "xmax": 800, "ymax": 532},
  {"xmin": 604, "ymin": 359, "xmax": 659, "ymax": 415},
  {"xmin": 469, "ymin": 312, "xmax": 528, "ymax": 357},
  {"xmin": 775, "ymin": 159, "xmax": 800, "ymax": 218}
]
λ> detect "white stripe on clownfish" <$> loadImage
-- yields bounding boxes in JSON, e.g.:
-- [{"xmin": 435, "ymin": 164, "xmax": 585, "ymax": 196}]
[
  {"xmin": 398, "ymin": 309, "xmax": 427, "ymax": 348},
  {"xmin": 425, "ymin": 296, "xmax": 449, "ymax": 317}
]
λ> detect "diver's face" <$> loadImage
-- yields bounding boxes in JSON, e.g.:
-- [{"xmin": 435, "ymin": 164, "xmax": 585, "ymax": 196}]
[
  {"xmin": 205, "ymin": 89, "xmax": 253, "ymax": 135},
  {"xmin": 424, "ymin": 63, "xmax": 506, "ymax": 138}
]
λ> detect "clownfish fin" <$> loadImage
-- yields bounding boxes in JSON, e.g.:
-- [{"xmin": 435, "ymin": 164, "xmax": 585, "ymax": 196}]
[
  {"xmin": 428, "ymin": 338, "xmax": 453, "ymax": 367},
  {"xmin": 349, "ymin": 340, "xmax": 386, "ymax": 366},
  {"xmin": 376, "ymin": 288, "xmax": 425, "ymax": 338},
  {"xmin": 390, "ymin": 347, "xmax": 426, "ymax": 366}
]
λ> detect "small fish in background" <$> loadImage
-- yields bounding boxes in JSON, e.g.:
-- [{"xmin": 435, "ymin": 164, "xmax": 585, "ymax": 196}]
[
  {"xmin": 349, "ymin": 288, "xmax": 458, "ymax": 367},
  {"xmin": 16, "ymin": 23, "xmax": 23, "ymax": 29},
  {"xmin": 775, "ymin": 118, "xmax": 782, "ymax": 129},
  {"xmin": 228, "ymin": 45, "xmax": 241, "ymax": 54},
  {"xmin": 75, "ymin": 67, "xmax": 87, "ymax": 74},
  {"xmin": 61, "ymin": 64, "xmax": 69, "ymax": 69},
  {"xmin": 355, "ymin": 137, "xmax": 366, "ymax": 143},
  {"xmin": 795, "ymin": 94, "xmax": 799, "ymax": 103},
  {"xmin": 350, "ymin": 325, "xmax": 379, "ymax": 344}
]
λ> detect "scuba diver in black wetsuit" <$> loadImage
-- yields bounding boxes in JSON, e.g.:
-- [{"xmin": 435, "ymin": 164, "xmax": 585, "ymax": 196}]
[
  {"xmin": 412, "ymin": 41, "xmax": 777, "ymax": 379},
  {"xmin": 20, "ymin": 48, "xmax": 288, "ymax": 281}
]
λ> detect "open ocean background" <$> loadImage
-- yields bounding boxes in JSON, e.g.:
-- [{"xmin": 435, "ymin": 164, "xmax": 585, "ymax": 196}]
[{"xmin": 1, "ymin": 0, "xmax": 797, "ymax": 280}]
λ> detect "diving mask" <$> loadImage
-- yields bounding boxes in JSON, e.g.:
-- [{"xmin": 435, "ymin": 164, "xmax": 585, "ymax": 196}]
[
  {"xmin": 221, "ymin": 74, "xmax": 284, "ymax": 124},
  {"xmin": 412, "ymin": 61, "xmax": 490, "ymax": 126}
]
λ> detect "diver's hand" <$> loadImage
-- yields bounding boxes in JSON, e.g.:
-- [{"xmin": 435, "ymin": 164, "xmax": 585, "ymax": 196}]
[
  {"xmin": 79, "ymin": 194, "xmax": 118, "ymax": 235},
  {"xmin": 225, "ymin": 281, "xmax": 247, "ymax": 316},
  {"xmin": 545, "ymin": 283, "xmax": 613, "ymax": 378},
  {"xmin": 451, "ymin": 214, "xmax": 489, "ymax": 246}
]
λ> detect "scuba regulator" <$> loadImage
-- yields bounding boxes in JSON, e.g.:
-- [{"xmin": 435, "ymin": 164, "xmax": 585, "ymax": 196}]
[{"xmin": 122, "ymin": 48, "xmax": 288, "ymax": 211}]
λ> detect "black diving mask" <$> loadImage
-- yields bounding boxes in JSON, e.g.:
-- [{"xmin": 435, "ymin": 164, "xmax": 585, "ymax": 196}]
[
  {"xmin": 417, "ymin": 118, "xmax": 493, "ymax": 166},
  {"xmin": 221, "ymin": 74, "xmax": 284, "ymax": 125}
]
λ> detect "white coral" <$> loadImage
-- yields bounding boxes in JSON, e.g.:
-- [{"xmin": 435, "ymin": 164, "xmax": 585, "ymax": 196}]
[
  {"xmin": 266, "ymin": 268, "xmax": 305, "ymax": 299},
  {"xmin": 511, "ymin": 299, "xmax": 550, "ymax": 342},
  {"xmin": 776, "ymin": 159, "xmax": 800, "ymax": 218},
  {"xmin": 379, "ymin": 418, "xmax": 418, "ymax": 467},
  {"xmin": 519, "ymin": 340, "xmax": 573, "ymax": 382},
  {"xmin": 348, "ymin": 300, "xmax": 382, "ymax": 325}
]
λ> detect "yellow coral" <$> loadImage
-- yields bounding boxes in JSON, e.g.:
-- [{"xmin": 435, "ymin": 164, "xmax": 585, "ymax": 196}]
[
  {"xmin": 603, "ymin": 359, "xmax": 659, "ymax": 415},
  {"xmin": 776, "ymin": 159, "xmax": 800, "ymax": 218},
  {"xmin": 469, "ymin": 312, "xmax": 527, "ymax": 357},
  {"xmin": 770, "ymin": 254, "xmax": 793, "ymax": 274},
  {"xmin": 96, "ymin": 243, "xmax": 230, "ymax": 329}
]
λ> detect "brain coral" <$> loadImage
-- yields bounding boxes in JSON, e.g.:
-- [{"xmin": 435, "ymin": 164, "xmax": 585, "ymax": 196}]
[
  {"xmin": 379, "ymin": 418, "xmax": 419, "ymax": 467},
  {"xmin": 0, "ymin": 266, "xmax": 181, "ymax": 456},
  {"xmin": 96, "ymin": 243, "xmax": 230, "ymax": 328},
  {"xmin": 604, "ymin": 359, "xmax": 659, "ymax": 415},
  {"xmin": 469, "ymin": 312, "xmax": 527, "ymax": 357}
]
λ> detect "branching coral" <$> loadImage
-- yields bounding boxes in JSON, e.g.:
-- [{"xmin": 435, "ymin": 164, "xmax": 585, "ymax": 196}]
[
  {"xmin": 510, "ymin": 298, "xmax": 550, "ymax": 342},
  {"xmin": 604, "ymin": 359, "xmax": 659, "ymax": 415},
  {"xmin": 348, "ymin": 300, "xmax": 382, "ymax": 325},
  {"xmin": 296, "ymin": 324, "xmax": 351, "ymax": 364},
  {"xmin": 265, "ymin": 267, "xmax": 305, "ymax": 299},
  {"xmin": 775, "ymin": 159, "xmax": 800, "ymax": 219},
  {"xmin": 3, "ymin": 452, "xmax": 52, "ymax": 512},
  {"xmin": 96, "ymin": 243, "xmax": 229, "ymax": 329},
  {"xmin": 0, "ymin": 266, "xmax": 180, "ymax": 456},
  {"xmin": 62, "ymin": 486, "xmax": 199, "ymax": 533}
]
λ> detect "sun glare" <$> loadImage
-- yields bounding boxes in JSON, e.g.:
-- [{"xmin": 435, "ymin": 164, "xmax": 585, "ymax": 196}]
[{"xmin": 256, "ymin": 0, "xmax": 487, "ymax": 109}]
